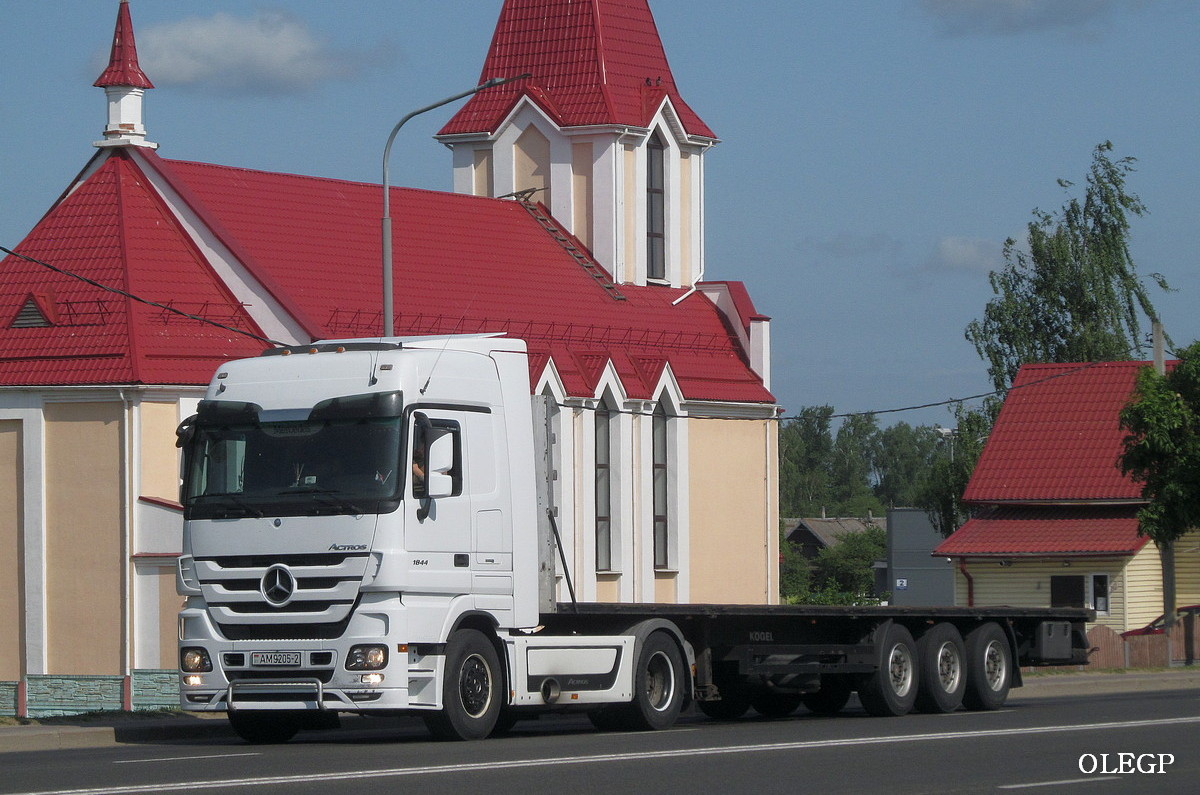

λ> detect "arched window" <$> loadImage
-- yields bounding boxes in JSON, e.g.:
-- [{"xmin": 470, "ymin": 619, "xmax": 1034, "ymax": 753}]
[
  {"xmin": 652, "ymin": 401, "xmax": 669, "ymax": 569},
  {"xmin": 646, "ymin": 131, "xmax": 667, "ymax": 282},
  {"xmin": 595, "ymin": 402, "xmax": 613, "ymax": 571}
]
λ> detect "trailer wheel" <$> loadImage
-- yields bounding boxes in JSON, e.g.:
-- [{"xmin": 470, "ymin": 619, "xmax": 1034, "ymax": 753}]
[
  {"xmin": 914, "ymin": 623, "xmax": 966, "ymax": 713},
  {"xmin": 857, "ymin": 623, "xmax": 919, "ymax": 717},
  {"xmin": 228, "ymin": 710, "xmax": 301, "ymax": 744},
  {"xmin": 801, "ymin": 677, "xmax": 852, "ymax": 716},
  {"xmin": 425, "ymin": 629, "xmax": 502, "ymax": 740},
  {"xmin": 962, "ymin": 622, "xmax": 1011, "ymax": 711},
  {"xmin": 751, "ymin": 692, "xmax": 803, "ymax": 718}
]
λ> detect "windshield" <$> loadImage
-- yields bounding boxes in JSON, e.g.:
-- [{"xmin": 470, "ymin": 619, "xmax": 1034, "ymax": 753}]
[{"xmin": 182, "ymin": 393, "xmax": 404, "ymax": 519}]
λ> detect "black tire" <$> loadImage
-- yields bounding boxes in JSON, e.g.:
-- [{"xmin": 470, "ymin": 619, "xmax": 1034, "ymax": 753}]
[
  {"xmin": 228, "ymin": 710, "xmax": 301, "ymax": 744},
  {"xmin": 697, "ymin": 668, "xmax": 751, "ymax": 720},
  {"xmin": 751, "ymin": 692, "xmax": 803, "ymax": 718},
  {"xmin": 597, "ymin": 631, "xmax": 686, "ymax": 732},
  {"xmin": 962, "ymin": 622, "xmax": 1012, "ymax": 711},
  {"xmin": 424, "ymin": 629, "xmax": 503, "ymax": 740},
  {"xmin": 856, "ymin": 622, "xmax": 919, "ymax": 717},
  {"xmin": 914, "ymin": 623, "xmax": 967, "ymax": 713},
  {"xmin": 801, "ymin": 677, "xmax": 852, "ymax": 716}
]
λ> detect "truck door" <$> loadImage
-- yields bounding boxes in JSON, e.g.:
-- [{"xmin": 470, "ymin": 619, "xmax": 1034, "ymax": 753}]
[{"xmin": 403, "ymin": 409, "xmax": 473, "ymax": 593}]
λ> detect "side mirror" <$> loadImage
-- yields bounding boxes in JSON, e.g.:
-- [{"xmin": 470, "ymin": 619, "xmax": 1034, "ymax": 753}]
[
  {"xmin": 176, "ymin": 415, "xmax": 197, "ymax": 449},
  {"xmin": 424, "ymin": 432, "xmax": 454, "ymax": 499}
]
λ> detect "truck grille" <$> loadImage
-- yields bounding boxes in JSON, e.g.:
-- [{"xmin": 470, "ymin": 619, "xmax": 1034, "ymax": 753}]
[{"xmin": 193, "ymin": 553, "xmax": 369, "ymax": 640}]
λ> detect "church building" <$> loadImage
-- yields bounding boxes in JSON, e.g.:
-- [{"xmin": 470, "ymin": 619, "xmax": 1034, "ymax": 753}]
[{"xmin": 0, "ymin": 0, "xmax": 777, "ymax": 716}]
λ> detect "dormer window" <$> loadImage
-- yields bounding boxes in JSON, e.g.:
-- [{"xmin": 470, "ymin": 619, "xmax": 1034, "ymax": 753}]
[{"xmin": 646, "ymin": 131, "xmax": 667, "ymax": 282}]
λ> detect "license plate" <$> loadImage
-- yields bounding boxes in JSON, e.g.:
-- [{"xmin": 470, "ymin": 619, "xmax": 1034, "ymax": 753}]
[{"xmin": 250, "ymin": 651, "xmax": 302, "ymax": 666}]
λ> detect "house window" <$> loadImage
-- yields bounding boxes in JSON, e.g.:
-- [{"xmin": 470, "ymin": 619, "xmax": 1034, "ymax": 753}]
[
  {"xmin": 595, "ymin": 403, "xmax": 612, "ymax": 572},
  {"xmin": 1050, "ymin": 575, "xmax": 1085, "ymax": 609},
  {"xmin": 1090, "ymin": 574, "xmax": 1110, "ymax": 615},
  {"xmin": 652, "ymin": 401, "xmax": 669, "ymax": 569},
  {"xmin": 646, "ymin": 131, "xmax": 666, "ymax": 281}
]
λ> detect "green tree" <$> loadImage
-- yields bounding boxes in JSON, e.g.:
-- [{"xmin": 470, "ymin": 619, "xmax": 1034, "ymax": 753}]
[
  {"xmin": 829, "ymin": 413, "xmax": 885, "ymax": 517},
  {"xmin": 915, "ymin": 402, "xmax": 996, "ymax": 536},
  {"xmin": 965, "ymin": 141, "xmax": 1169, "ymax": 394},
  {"xmin": 1119, "ymin": 341, "xmax": 1200, "ymax": 635},
  {"xmin": 810, "ymin": 525, "xmax": 887, "ymax": 605},
  {"xmin": 779, "ymin": 524, "xmax": 811, "ymax": 604},
  {"xmin": 873, "ymin": 422, "xmax": 941, "ymax": 508},
  {"xmin": 778, "ymin": 406, "xmax": 834, "ymax": 516}
]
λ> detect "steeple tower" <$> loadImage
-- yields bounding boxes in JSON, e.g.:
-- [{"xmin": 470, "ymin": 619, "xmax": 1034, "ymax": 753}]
[
  {"xmin": 94, "ymin": 0, "xmax": 157, "ymax": 149},
  {"xmin": 437, "ymin": 0, "xmax": 717, "ymax": 289}
]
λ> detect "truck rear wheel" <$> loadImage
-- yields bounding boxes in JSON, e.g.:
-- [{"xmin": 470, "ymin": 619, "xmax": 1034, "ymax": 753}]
[
  {"xmin": 228, "ymin": 710, "xmax": 301, "ymax": 744},
  {"xmin": 425, "ymin": 629, "xmax": 502, "ymax": 740},
  {"xmin": 962, "ymin": 622, "xmax": 1011, "ymax": 711},
  {"xmin": 593, "ymin": 631, "xmax": 686, "ymax": 731},
  {"xmin": 914, "ymin": 623, "xmax": 966, "ymax": 713},
  {"xmin": 857, "ymin": 622, "xmax": 918, "ymax": 717}
]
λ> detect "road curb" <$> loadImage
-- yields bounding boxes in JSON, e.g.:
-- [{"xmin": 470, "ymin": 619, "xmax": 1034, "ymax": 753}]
[{"xmin": 0, "ymin": 717, "xmax": 235, "ymax": 754}]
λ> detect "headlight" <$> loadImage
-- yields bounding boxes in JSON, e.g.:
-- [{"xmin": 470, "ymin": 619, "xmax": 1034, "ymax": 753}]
[
  {"xmin": 346, "ymin": 644, "xmax": 388, "ymax": 670},
  {"xmin": 180, "ymin": 647, "xmax": 212, "ymax": 672}
]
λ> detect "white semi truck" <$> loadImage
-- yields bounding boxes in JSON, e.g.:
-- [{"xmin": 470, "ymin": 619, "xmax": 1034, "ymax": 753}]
[{"xmin": 175, "ymin": 335, "xmax": 1090, "ymax": 743}]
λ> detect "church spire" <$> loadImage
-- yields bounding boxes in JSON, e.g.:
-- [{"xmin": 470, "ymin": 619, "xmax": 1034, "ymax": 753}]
[{"xmin": 94, "ymin": 0, "xmax": 157, "ymax": 149}]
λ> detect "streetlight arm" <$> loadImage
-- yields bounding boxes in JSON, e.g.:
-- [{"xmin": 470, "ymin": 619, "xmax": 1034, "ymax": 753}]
[{"xmin": 380, "ymin": 72, "xmax": 531, "ymax": 337}]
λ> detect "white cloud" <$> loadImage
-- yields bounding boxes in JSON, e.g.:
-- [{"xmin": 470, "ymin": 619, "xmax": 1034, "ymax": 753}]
[
  {"xmin": 137, "ymin": 11, "xmax": 374, "ymax": 95},
  {"xmin": 922, "ymin": 236, "xmax": 1001, "ymax": 274},
  {"xmin": 801, "ymin": 231, "xmax": 905, "ymax": 264},
  {"xmin": 917, "ymin": 0, "xmax": 1118, "ymax": 37}
]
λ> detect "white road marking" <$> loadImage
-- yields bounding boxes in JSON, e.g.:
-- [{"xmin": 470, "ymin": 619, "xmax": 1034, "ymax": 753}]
[
  {"xmin": 16, "ymin": 715, "xmax": 1200, "ymax": 795},
  {"xmin": 998, "ymin": 776, "xmax": 1120, "ymax": 789},
  {"xmin": 113, "ymin": 753, "xmax": 260, "ymax": 765}
]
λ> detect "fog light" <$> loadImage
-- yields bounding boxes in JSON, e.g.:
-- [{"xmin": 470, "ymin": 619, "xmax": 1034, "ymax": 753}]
[
  {"xmin": 346, "ymin": 644, "xmax": 388, "ymax": 670},
  {"xmin": 181, "ymin": 647, "xmax": 212, "ymax": 673},
  {"xmin": 182, "ymin": 675, "xmax": 203, "ymax": 687},
  {"xmin": 361, "ymin": 673, "xmax": 384, "ymax": 685}
]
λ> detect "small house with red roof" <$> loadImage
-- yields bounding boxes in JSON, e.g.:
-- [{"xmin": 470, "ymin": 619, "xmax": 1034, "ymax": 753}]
[
  {"xmin": 0, "ymin": 0, "xmax": 778, "ymax": 712},
  {"xmin": 935, "ymin": 361, "xmax": 1200, "ymax": 632}
]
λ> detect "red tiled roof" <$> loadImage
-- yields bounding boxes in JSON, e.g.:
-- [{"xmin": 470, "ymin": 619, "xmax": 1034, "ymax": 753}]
[
  {"xmin": 2, "ymin": 148, "xmax": 771, "ymax": 403},
  {"xmin": 439, "ymin": 0, "xmax": 715, "ymax": 139},
  {"xmin": 94, "ymin": 0, "xmax": 154, "ymax": 90},
  {"xmin": 934, "ymin": 505, "xmax": 1148, "ymax": 557},
  {"xmin": 962, "ymin": 361, "xmax": 1171, "ymax": 503},
  {"xmin": 0, "ymin": 153, "xmax": 269, "ymax": 386},
  {"xmin": 148, "ymin": 153, "xmax": 768, "ymax": 402}
]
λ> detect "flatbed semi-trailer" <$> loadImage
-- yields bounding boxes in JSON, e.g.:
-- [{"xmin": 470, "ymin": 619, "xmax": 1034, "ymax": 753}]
[{"xmin": 174, "ymin": 336, "xmax": 1092, "ymax": 742}]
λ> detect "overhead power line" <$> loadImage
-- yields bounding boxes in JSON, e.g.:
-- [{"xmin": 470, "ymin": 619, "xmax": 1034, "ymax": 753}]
[{"xmin": 1, "ymin": 245, "xmax": 283, "ymax": 346}]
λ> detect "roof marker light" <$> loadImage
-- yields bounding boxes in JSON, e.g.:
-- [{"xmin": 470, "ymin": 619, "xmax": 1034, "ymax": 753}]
[{"xmin": 308, "ymin": 347, "xmax": 318, "ymax": 355}]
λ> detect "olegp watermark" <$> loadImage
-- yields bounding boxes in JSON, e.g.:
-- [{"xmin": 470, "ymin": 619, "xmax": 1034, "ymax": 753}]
[{"xmin": 1078, "ymin": 753, "xmax": 1174, "ymax": 775}]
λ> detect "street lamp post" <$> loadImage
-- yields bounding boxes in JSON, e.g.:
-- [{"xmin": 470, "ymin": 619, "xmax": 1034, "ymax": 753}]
[{"xmin": 380, "ymin": 73, "xmax": 530, "ymax": 337}]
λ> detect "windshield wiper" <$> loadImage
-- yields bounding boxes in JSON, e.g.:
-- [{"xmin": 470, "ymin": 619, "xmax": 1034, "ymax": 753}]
[
  {"xmin": 280, "ymin": 487, "xmax": 363, "ymax": 515},
  {"xmin": 197, "ymin": 492, "xmax": 264, "ymax": 518}
]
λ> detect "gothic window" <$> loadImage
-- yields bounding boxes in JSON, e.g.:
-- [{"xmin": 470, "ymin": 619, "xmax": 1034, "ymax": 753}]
[{"xmin": 646, "ymin": 131, "xmax": 667, "ymax": 281}]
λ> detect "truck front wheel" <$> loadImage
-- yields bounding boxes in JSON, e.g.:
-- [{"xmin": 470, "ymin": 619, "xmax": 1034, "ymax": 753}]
[
  {"xmin": 856, "ymin": 622, "xmax": 919, "ymax": 717},
  {"xmin": 425, "ymin": 629, "xmax": 502, "ymax": 740}
]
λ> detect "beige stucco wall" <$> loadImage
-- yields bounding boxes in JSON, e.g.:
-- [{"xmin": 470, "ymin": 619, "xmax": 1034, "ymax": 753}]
[
  {"xmin": 44, "ymin": 402, "xmax": 123, "ymax": 674},
  {"xmin": 515, "ymin": 126, "xmax": 551, "ymax": 209},
  {"xmin": 156, "ymin": 565, "xmax": 180, "ymax": 668},
  {"xmin": 473, "ymin": 149, "xmax": 493, "ymax": 198},
  {"xmin": 687, "ymin": 417, "xmax": 777, "ymax": 604},
  {"xmin": 0, "ymin": 420, "xmax": 23, "ymax": 680},
  {"xmin": 572, "ymin": 142, "xmax": 594, "ymax": 250},
  {"xmin": 139, "ymin": 401, "xmax": 180, "ymax": 502}
]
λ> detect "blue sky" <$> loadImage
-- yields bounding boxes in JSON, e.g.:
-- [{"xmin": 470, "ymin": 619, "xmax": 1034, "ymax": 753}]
[{"xmin": 2, "ymin": 1, "xmax": 1197, "ymax": 426}]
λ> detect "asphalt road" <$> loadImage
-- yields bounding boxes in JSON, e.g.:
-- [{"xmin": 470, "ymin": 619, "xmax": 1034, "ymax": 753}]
[{"xmin": 2, "ymin": 675, "xmax": 1198, "ymax": 795}]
